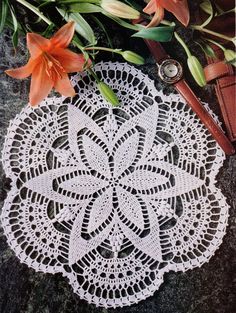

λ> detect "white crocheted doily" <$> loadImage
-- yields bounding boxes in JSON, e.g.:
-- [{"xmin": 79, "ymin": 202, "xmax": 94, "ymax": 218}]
[{"xmin": 1, "ymin": 62, "xmax": 229, "ymax": 308}]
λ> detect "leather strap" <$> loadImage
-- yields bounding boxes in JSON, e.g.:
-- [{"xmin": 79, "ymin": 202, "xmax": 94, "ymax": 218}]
[
  {"xmin": 144, "ymin": 39, "xmax": 169, "ymax": 63},
  {"xmin": 204, "ymin": 61, "xmax": 234, "ymax": 83},
  {"xmin": 175, "ymin": 80, "xmax": 235, "ymax": 155},
  {"xmin": 143, "ymin": 39, "xmax": 235, "ymax": 155},
  {"xmin": 204, "ymin": 44, "xmax": 236, "ymax": 141},
  {"xmin": 215, "ymin": 76, "xmax": 236, "ymax": 141}
]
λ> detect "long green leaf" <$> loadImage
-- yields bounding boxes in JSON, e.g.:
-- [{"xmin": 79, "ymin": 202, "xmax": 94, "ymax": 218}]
[
  {"xmin": 57, "ymin": 8, "xmax": 96, "ymax": 45},
  {"xmin": 0, "ymin": 0, "xmax": 9, "ymax": 33},
  {"xmin": 195, "ymin": 40, "xmax": 216, "ymax": 58},
  {"xmin": 58, "ymin": 0, "xmax": 100, "ymax": 3},
  {"xmin": 9, "ymin": 7, "xmax": 18, "ymax": 48},
  {"xmin": 123, "ymin": 0, "xmax": 143, "ymax": 11},
  {"xmin": 41, "ymin": 23, "xmax": 55, "ymax": 37},
  {"xmin": 102, "ymin": 12, "xmax": 140, "ymax": 31},
  {"xmin": 132, "ymin": 26, "xmax": 175, "ymax": 42},
  {"xmin": 67, "ymin": 3, "xmax": 103, "ymax": 13},
  {"xmin": 92, "ymin": 15, "xmax": 113, "ymax": 49}
]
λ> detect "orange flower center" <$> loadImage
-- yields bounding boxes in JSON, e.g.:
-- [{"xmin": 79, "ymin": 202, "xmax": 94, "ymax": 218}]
[{"xmin": 42, "ymin": 52, "xmax": 66, "ymax": 83}]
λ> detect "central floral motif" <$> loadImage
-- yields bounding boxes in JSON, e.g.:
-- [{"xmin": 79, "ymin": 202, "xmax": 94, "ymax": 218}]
[{"xmin": 24, "ymin": 104, "xmax": 204, "ymax": 265}]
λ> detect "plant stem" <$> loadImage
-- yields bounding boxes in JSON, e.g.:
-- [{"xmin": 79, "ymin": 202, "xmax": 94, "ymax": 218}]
[
  {"xmin": 215, "ymin": 3, "xmax": 224, "ymax": 14},
  {"xmin": 87, "ymin": 68, "xmax": 100, "ymax": 83},
  {"xmin": 174, "ymin": 32, "xmax": 191, "ymax": 58},
  {"xmin": 59, "ymin": 0, "xmax": 99, "ymax": 3},
  {"xmin": 161, "ymin": 19, "xmax": 174, "ymax": 26},
  {"xmin": 16, "ymin": 0, "xmax": 51, "ymax": 25},
  {"xmin": 218, "ymin": 7, "xmax": 235, "ymax": 15},
  {"xmin": 191, "ymin": 25, "xmax": 234, "ymax": 42},
  {"xmin": 206, "ymin": 38, "xmax": 225, "ymax": 51},
  {"xmin": 84, "ymin": 46, "xmax": 121, "ymax": 53}
]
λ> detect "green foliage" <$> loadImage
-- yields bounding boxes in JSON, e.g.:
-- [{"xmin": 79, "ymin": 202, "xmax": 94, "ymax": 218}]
[
  {"xmin": 195, "ymin": 39, "xmax": 216, "ymax": 58},
  {"xmin": 9, "ymin": 7, "xmax": 19, "ymax": 49},
  {"xmin": 102, "ymin": 12, "xmax": 140, "ymax": 31},
  {"xmin": 57, "ymin": 8, "xmax": 96, "ymax": 45},
  {"xmin": 1, "ymin": 0, "xmax": 235, "ymax": 93},
  {"xmin": 0, "ymin": 0, "xmax": 9, "ymax": 33},
  {"xmin": 187, "ymin": 55, "xmax": 206, "ymax": 87},
  {"xmin": 224, "ymin": 49, "xmax": 236, "ymax": 67},
  {"xmin": 91, "ymin": 15, "xmax": 113, "ymax": 49},
  {"xmin": 132, "ymin": 26, "xmax": 175, "ymax": 42},
  {"xmin": 66, "ymin": 3, "xmax": 103, "ymax": 13},
  {"xmin": 199, "ymin": 0, "xmax": 218, "ymax": 27},
  {"xmin": 0, "ymin": 0, "xmax": 21, "ymax": 48}
]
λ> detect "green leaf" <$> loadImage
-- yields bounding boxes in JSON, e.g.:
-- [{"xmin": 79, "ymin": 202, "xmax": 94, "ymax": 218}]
[
  {"xmin": 123, "ymin": 0, "xmax": 142, "ymax": 11},
  {"xmin": 72, "ymin": 33, "xmax": 84, "ymax": 47},
  {"xmin": 91, "ymin": 15, "xmax": 113, "ymax": 49},
  {"xmin": 9, "ymin": 7, "xmax": 18, "ymax": 48},
  {"xmin": 57, "ymin": 8, "xmax": 96, "ymax": 45},
  {"xmin": 41, "ymin": 23, "xmax": 55, "ymax": 38},
  {"xmin": 0, "ymin": 0, "xmax": 9, "ymax": 34},
  {"xmin": 67, "ymin": 3, "xmax": 103, "ymax": 13},
  {"xmin": 102, "ymin": 12, "xmax": 140, "ymax": 31},
  {"xmin": 38, "ymin": 1, "xmax": 53, "ymax": 9},
  {"xmin": 58, "ymin": 0, "xmax": 100, "ymax": 3},
  {"xmin": 195, "ymin": 40, "xmax": 216, "ymax": 58},
  {"xmin": 132, "ymin": 26, "xmax": 175, "ymax": 42},
  {"xmin": 71, "ymin": 33, "xmax": 91, "ymax": 64}
]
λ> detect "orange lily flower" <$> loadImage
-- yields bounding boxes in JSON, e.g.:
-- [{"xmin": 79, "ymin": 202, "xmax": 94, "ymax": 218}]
[
  {"xmin": 6, "ymin": 22, "xmax": 90, "ymax": 106},
  {"xmin": 143, "ymin": 0, "xmax": 190, "ymax": 28}
]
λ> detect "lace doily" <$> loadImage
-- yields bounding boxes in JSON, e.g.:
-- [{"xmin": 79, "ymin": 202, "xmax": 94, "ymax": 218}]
[{"xmin": 1, "ymin": 62, "xmax": 229, "ymax": 308}]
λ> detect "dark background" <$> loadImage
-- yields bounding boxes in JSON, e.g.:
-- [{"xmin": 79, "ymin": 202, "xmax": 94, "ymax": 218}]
[{"xmin": 0, "ymin": 1, "xmax": 236, "ymax": 312}]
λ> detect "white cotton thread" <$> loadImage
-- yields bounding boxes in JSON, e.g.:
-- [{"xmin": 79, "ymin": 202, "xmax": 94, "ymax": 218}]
[{"xmin": 1, "ymin": 62, "xmax": 229, "ymax": 308}]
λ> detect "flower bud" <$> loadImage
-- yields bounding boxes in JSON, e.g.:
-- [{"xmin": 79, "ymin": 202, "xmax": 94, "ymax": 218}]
[
  {"xmin": 121, "ymin": 50, "xmax": 145, "ymax": 65},
  {"xmin": 97, "ymin": 81, "xmax": 119, "ymax": 106},
  {"xmin": 200, "ymin": 1, "xmax": 212, "ymax": 15},
  {"xmin": 100, "ymin": 0, "xmax": 140, "ymax": 19},
  {"xmin": 224, "ymin": 49, "xmax": 236, "ymax": 67},
  {"xmin": 187, "ymin": 55, "xmax": 206, "ymax": 87}
]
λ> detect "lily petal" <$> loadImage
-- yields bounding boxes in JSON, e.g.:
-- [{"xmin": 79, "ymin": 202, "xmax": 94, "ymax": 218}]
[
  {"xmin": 5, "ymin": 58, "xmax": 36, "ymax": 79},
  {"xmin": 146, "ymin": 5, "xmax": 164, "ymax": 27},
  {"xmin": 29, "ymin": 60, "xmax": 53, "ymax": 106},
  {"xmin": 50, "ymin": 48, "xmax": 90, "ymax": 72},
  {"xmin": 159, "ymin": 0, "xmax": 190, "ymax": 26},
  {"xmin": 50, "ymin": 22, "xmax": 75, "ymax": 49},
  {"xmin": 143, "ymin": 0, "xmax": 157, "ymax": 14},
  {"xmin": 54, "ymin": 72, "xmax": 76, "ymax": 97},
  {"xmin": 27, "ymin": 33, "xmax": 51, "ymax": 59}
]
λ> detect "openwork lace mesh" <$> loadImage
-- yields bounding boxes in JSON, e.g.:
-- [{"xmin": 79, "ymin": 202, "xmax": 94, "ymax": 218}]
[{"xmin": 1, "ymin": 62, "xmax": 229, "ymax": 308}]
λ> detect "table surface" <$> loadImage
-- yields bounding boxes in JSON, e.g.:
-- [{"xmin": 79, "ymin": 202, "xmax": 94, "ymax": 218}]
[{"xmin": 0, "ymin": 5, "xmax": 236, "ymax": 313}]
